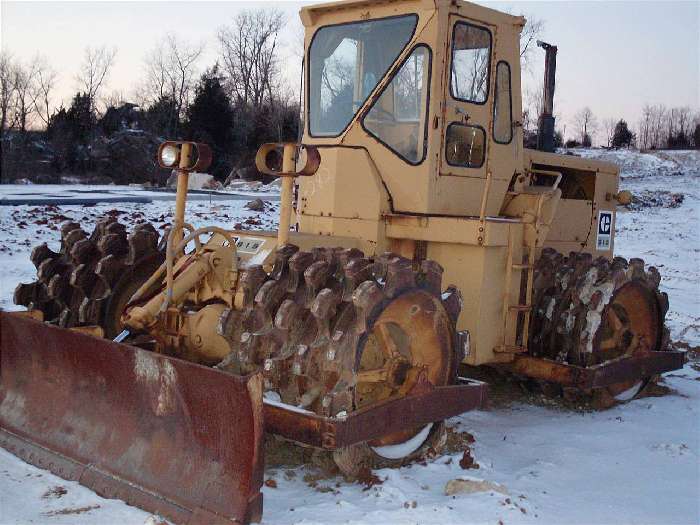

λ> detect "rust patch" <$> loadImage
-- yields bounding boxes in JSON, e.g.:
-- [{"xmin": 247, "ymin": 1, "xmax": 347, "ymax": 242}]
[{"xmin": 0, "ymin": 312, "xmax": 264, "ymax": 525}]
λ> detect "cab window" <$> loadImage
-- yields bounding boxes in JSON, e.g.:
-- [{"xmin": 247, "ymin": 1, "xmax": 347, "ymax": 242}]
[
  {"xmin": 445, "ymin": 123, "xmax": 486, "ymax": 168},
  {"xmin": 450, "ymin": 22, "xmax": 491, "ymax": 104},
  {"xmin": 493, "ymin": 61, "xmax": 513, "ymax": 143},
  {"xmin": 363, "ymin": 45, "xmax": 431, "ymax": 164},
  {"xmin": 308, "ymin": 15, "xmax": 418, "ymax": 137}
]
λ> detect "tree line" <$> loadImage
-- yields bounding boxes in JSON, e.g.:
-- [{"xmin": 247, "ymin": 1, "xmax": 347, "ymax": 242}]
[
  {"xmin": 568, "ymin": 104, "xmax": 699, "ymax": 150},
  {"xmin": 2, "ymin": 9, "xmax": 697, "ymax": 184},
  {"xmin": 523, "ymin": 100, "xmax": 700, "ymax": 151},
  {"xmin": 0, "ymin": 9, "xmax": 298, "ymax": 183}
]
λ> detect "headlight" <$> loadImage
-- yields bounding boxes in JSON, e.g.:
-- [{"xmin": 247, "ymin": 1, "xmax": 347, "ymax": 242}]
[{"xmin": 160, "ymin": 145, "xmax": 179, "ymax": 167}]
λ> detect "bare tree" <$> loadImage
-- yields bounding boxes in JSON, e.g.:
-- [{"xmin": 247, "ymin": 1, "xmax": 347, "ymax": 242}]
[
  {"xmin": 519, "ymin": 15, "xmax": 545, "ymax": 71},
  {"xmin": 103, "ymin": 89, "xmax": 127, "ymax": 109},
  {"xmin": 142, "ymin": 40, "xmax": 170, "ymax": 103},
  {"xmin": 650, "ymin": 104, "xmax": 666, "ymax": 149},
  {"xmin": 10, "ymin": 58, "xmax": 41, "ymax": 133},
  {"xmin": 669, "ymin": 106, "xmax": 693, "ymax": 143},
  {"xmin": 574, "ymin": 107, "xmax": 597, "ymax": 145},
  {"xmin": 141, "ymin": 33, "xmax": 204, "ymax": 129},
  {"xmin": 638, "ymin": 103, "xmax": 653, "ymax": 150},
  {"xmin": 636, "ymin": 104, "xmax": 696, "ymax": 149},
  {"xmin": 76, "ymin": 45, "xmax": 117, "ymax": 113},
  {"xmin": 33, "ymin": 57, "xmax": 57, "ymax": 127},
  {"xmin": 603, "ymin": 117, "xmax": 617, "ymax": 148},
  {"xmin": 218, "ymin": 9, "xmax": 285, "ymax": 108},
  {"xmin": 666, "ymin": 106, "xmax": 676, "ymax": 145},
  {"xmin": 676, "ymin": 106, "xmax": 692, "ymax": 139},
  {"xmin": 0, "ymin": 52, "xmax": 15, "ymax": 136},
  {"xmin": 522, "ymin": 79, "xmax": 544, "ymax": 133}
]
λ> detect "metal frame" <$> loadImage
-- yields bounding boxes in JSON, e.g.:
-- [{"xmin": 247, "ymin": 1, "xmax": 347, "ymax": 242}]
[
  {"xmin": 264, "ymin": 377, "xmax": 487, "ymax": 449},
  {"xmin": 511, "ymin": 352, "xmax": 686, "ymax": 390}
]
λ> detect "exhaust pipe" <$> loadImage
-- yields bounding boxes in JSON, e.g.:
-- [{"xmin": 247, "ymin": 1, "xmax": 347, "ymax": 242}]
[{"xmin": 536, "ymin": 40, "xmax": 558, "ymax": 153}]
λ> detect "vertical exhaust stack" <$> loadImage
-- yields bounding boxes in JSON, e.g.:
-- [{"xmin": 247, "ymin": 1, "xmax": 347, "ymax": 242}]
[{"xmin": 536, "ymin": 40, "xmax": 558, "ymax": 152}]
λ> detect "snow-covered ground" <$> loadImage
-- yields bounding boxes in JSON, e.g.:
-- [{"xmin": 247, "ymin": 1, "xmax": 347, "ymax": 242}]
[
  {"xmin": 0, "ymin": 197, "xmax": 280, "ymax": 314},
  {"xmin": 0, "ymin": 149, "xmax": 698, "ymax": 525},
  {"xmin": 0, "ymin": 182, "xmax": 280, "ymax": 206},
  {"xmin": 575, "ymin": 148, "xmax": 700, "ymax": 347}
]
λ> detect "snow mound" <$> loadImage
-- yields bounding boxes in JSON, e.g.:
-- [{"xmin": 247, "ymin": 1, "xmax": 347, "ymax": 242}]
[{"xmin": 571, "ymin": 148, "xmax": 700, "ymax": 180}]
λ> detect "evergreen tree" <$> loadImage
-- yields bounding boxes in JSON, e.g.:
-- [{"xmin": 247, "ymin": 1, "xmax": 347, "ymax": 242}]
[
  {"xmin": 145, "ymin": 96, "xmax": 179, "ymax": 138},
  {"xmin": 667, "ymin": 131, "xmax": 690, "ymax": 150},
  {"xmin": 185, "ymin": 65, "xmax": 234, "ymax": 177},
  {"xmin": 611, "ymin": 119, "xmax": 634, "ymax": 148},
  {"xmin": 66, "ymin": 92, "xmax": 96, "ymax": 144},
  {"xmin": 99, "ymin": 103, "xmax": 141, "ymax": 137},
  {"xmin": 694, "ymin": 123, "xmax": 700, "ymax": 149},
  {"xmin": 47, "ymin": 92, "xmax": 96, "ymax": 170}
]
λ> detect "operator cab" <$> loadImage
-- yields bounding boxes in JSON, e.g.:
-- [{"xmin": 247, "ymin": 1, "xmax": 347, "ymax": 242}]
[{"xmin": 299, "ymin": 0, "xmax": 525, "ymax": 220}]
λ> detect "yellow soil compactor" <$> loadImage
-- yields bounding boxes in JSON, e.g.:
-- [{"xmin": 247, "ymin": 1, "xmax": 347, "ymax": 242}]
[{"xmin": 1, "ymin": 0, "xmax": 684, "ymax": 523}]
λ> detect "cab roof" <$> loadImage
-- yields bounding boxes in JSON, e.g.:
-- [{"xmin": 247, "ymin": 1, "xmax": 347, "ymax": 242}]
[{"xmin": 300, "ymin": 0, "xmax": 525, "ymax": 28}]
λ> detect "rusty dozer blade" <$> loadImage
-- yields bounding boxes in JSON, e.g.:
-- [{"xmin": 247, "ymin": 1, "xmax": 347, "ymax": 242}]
[{"xmin": 0, "ymin": 312, "xmax": 264, "ymax": 525}]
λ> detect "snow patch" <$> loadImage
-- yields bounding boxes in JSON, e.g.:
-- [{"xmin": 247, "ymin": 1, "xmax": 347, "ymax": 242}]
[
  {"xmin": 371, "ymin": 423, "xmax": 433, "ymax": 460},
  {"xmin": 133, "ymin": 352, "xmax": 177, "ymax": 416},
  {"xmin": 545, "ymin": 297, "xmax": 556, "ymax": 320},
  {"xmin": 578, "ymin": 268, "xmax": 615, "ymax": 354},
  {"xmin": 263, "ymin": 390, "xmax": 282, "ymax": 403}
]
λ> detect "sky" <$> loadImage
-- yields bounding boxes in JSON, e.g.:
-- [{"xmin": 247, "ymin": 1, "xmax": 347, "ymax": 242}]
[{"xmin": 1, "ymin": 0, "xmax": 698, "ymax": 142}]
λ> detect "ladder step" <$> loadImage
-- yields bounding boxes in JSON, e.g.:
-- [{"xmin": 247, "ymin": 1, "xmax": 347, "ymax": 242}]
[
  {"xmin": 511, "ymin": 263, "xmax": 533, "ymax": 270},
  {"xmin": 509, "ymin": 304, "xmax": 532, "ymax": 312},
  {"xmin": 495, "ymin": 345, "xmax": 528, "ymax": 354}
]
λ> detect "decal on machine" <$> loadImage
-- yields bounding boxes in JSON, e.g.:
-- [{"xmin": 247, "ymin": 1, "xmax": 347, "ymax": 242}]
[
  {"xmin": 596, "ymin": 211, "xmax": 613, "ymax": 251},
  {"xmin": 233, "ymin": 237, "xmax": 265, "ymax": 254}
]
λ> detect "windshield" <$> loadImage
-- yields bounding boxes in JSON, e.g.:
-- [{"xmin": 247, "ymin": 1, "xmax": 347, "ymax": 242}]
[
  {"xmin": 364, "ymin": 46, "xmax": 431, "ymax": 163},
  {"xmin": 308, "ymin": 15, "xmax": 418, "ymax": 137}
]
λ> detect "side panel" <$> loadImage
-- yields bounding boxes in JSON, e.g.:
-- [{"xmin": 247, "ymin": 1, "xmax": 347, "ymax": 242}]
[
  {"xmin": 386, "ymin": 215, "xmax": 524, "ymax": 365},
  {"xmin": 546, "ymin": 200, "xmax": 594, "ymax": 243},
  {"xmin": 426, "ymin": 242, "xmax": 515, "ymax": 365},
  {"xmin": 524, "ymin": 149, "xmax": 620, "ymax": 258},
  {"xmin": 296, "ymin": 147, "xmax": 389, "ymax": 251},
  {"xmin": 297, "ymin": 147, "xmax": 389, "ymax": 222},
  {"xmin": 591, "ymin": 170, "xmax": 618, "ymax": 256}
]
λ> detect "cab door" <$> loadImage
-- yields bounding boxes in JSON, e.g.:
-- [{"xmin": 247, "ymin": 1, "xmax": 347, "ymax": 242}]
[{"xmin": 440, "ymin": 16, "xmax": 519, "ymax": 186}]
